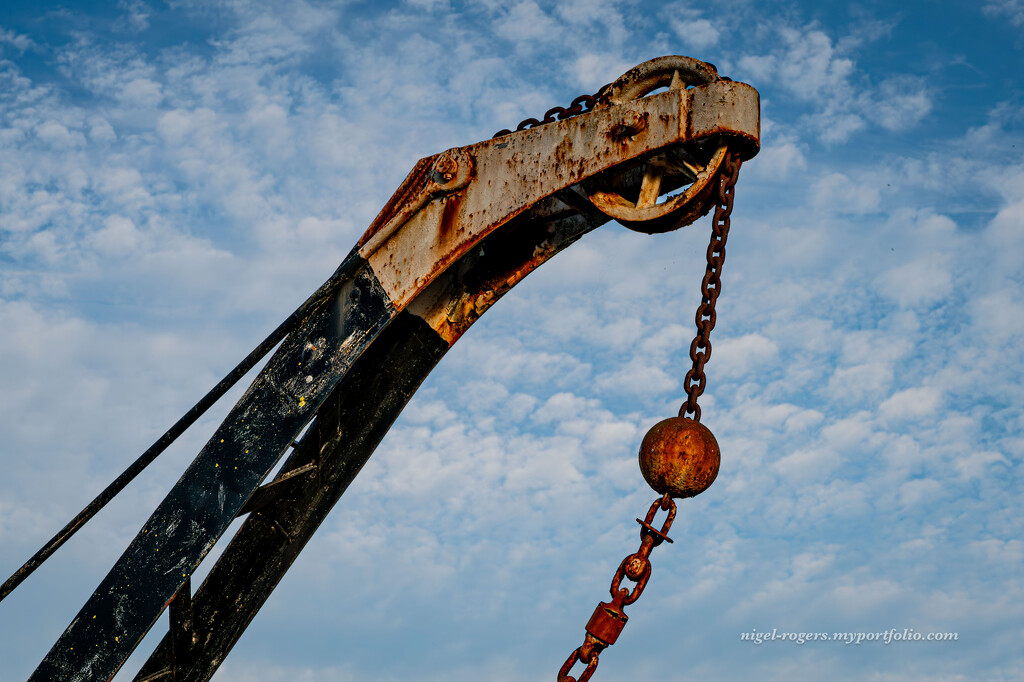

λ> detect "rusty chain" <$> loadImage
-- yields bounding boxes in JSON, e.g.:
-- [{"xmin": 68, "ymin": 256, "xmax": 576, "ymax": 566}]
[
  {"xmin": 680, "ymin": 151, "xmax": 742, "ymax": 423},
  {"xmin": 493, "ymin": 93, "xmax": 599, "ymax": 138},
  {"xmin": 494, "ymin": 85, "xmax": 743, "ymax": 682},
  {"xmin": 557, "ymin": 494, "xmax": 677, "ymax": 682},
  {"xmin": 555, "ymin": 156, "xmax": 741, "ymax": 681}
]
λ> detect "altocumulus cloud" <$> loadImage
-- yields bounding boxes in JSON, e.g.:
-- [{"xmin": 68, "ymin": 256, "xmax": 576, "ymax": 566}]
[{"xmin": 0, "ymin": 2, "xmax": 1022, "ymax": 681}]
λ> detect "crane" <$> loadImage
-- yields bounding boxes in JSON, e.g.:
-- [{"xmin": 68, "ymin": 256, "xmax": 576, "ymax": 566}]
[{"xmin": 3, "ymin": 55, "xmax": 760, "ymax": 682}]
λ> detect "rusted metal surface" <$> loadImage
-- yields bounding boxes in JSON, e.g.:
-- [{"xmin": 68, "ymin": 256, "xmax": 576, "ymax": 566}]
[
  {"xmin": 358, "ymin": 148, "xmax": 474, "ymax": 255},
  {"xmin": 359, "ymin": 65, "xmax": 759, "ymax": 310},
  {"xmin": 638, "ymin": 417, "xmax": 721, "ymax": 498},
  {"xmin": 586, "ymin": 140, "xmax": 726, "ymax": 233},
  {"xmin": 688, "ymin": 80, "xmax": 760, "ymax": 160},
  {"xmin": 407, "ymin": 192, "xmax": 596, "ymax": 346},
  {"xmin": 595, "ymin": 55, "xmax": 720, "ymax": 106}
]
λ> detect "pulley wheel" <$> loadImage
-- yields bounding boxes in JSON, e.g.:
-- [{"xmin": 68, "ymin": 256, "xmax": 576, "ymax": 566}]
[{"xmin": 585, "ymin": 56, "xmax": 729, "ymax": 234}]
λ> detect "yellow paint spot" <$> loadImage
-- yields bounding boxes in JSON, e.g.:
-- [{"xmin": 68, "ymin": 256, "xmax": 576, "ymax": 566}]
[
  {"xmin": 220, "ymin": 439, "xmax": 224, "ymax": 443},
  {"xmin": 93, "ymin": 615, "xmax": 96, "ymax": 619},
  {"xmin": 299, "ymin": 396, "xmax": 306, "ymax": 407},
  {"xmin": 115, "ymin": 637, "xmax": 119, "ymax": 643},
  {"xmin": 215, "ymin": 463, "xmax": 219, "ymax": 467},
  {"xmin": 155, "ymin": 548, "xmax": 159, "ymax": 552}
]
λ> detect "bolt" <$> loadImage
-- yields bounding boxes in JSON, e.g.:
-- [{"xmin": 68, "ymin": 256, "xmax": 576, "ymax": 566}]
[
  {"xmin": 623, "ymin": 554, "xmax": 649, "ymax": 580},
  {"xmin": 611, "ymin": 111, "xmax": 647, "ymax": 140},
  {"xmin": 435, "ymin": 153, "xmax": 459, "ymax": 184}
]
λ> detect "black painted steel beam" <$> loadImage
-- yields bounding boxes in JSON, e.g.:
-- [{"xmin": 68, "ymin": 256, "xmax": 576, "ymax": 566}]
[{"xmin": 132, "ymin": 199, "xmax": 607, "ymax": 682}]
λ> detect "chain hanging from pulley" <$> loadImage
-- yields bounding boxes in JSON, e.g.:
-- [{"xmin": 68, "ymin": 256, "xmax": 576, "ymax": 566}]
[{"xmin": 556, "ymin": 145, "xmax": 743, "ymax": 682}]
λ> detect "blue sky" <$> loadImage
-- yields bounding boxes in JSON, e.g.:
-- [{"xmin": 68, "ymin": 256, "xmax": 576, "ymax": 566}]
[{"xmin": 0, "ymin": 1, "xmax": 1022, "ymax": 680}]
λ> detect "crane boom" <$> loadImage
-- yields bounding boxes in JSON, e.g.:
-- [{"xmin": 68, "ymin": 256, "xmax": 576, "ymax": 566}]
[{"xmin": 25, "ymin": 55, "xmax": 759, "ymax": 682}]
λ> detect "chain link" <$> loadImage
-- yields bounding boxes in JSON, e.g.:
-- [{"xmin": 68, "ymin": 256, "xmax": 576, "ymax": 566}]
[
  {"xmin": 493, "ymin": 93, "xmax": 600, "ymax": 138},
  {"xmin": 556, "ymin": 494, "xmax": 677, "ymax": 682},
  {"xmin": 680, "ymin": 151, "xmax": 743, "ymax": 422}
]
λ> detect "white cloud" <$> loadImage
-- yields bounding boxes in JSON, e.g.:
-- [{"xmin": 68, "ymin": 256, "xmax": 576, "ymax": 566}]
[
  {"xmin": 34, "ymin": 120, "xmax": 77, "ymax": 147},
  {"xmin": 664, "ymin": 2, "xmax": 722, "ymax": 51},
  {"xmin": 0, "ymin": 27, "xmax": 36, "ymax": 52},
  {"xmin": 593, "ymin": 356, "xmax": 678, "ymax": 397},
  {"xmin": 496, "ymin": 0, "xmax": 561, "ymax": 45},
  {"xmin": 736, "ymin": 22, "xmax": 932, "ymax": 143},
  {"xmin": 773, "ymin": 447, "xmax": 841, "ymax": 480},
  {"xmin": 985, "ymin": 167, "xmax": 1024, "ymax": 266},
  {"xmin": 874, "ymin": 255, "xmax": 953, "ymax": 307},
  {"xmin": 88, "ymin": 214, "xmax": 142, "ymax": 256},
  {"xmin": 826, "ymin": 362, "xmax": 893, "ymax": 404},
  {"xmin": 405, "ymin": 0, "xmax": 451, "ymax": 9},
  {"xmin": 954, "ymin": 450, "xmax": 1010, "ymax": 479},
  {"xmin": 984, "ymin": 0, "xmax": 1024, "ymax": 26},
  {"xmin": 820, "ymin": 414, "xmax": 873, "ymax": 451},
  {"xmin": 810, "ymin": 172, "xmax": 880, "ymax": 213},
  {"xmin": 828, "ymin": 577, "xmax": 905, "ymax": 616},
  {"xmin": 712, "ymin": 333, "xmax": 779, "ymax": 378},
  {"xmin": 115, "ymin": 0, "xmax": 151, "ymax": 33},
  {"xmin": 118, "ymin": 76, "xmax": 163, "ymax": 107},
  {"xmin": 898, "ymin": 477, "xmax": 943, "ymax": 507},
  {"xmin": 87, "ymin": 117, "xmax": 116, "ymax": 143},
  {"xmin": 970, "ymin": 537, "xmax": 1024, "ymax": 564},
  {"xmin": 869, "ymin": 75, "xmax": 933, "ymax": 131},
  {"xmin": 555, "ymin": 0, "xmax": 629, "ymax": 47},
  {"xmin": 971, "ymin": 289, "xmax": 1024, "ymax": 341},
  {"xmin": 740, "ymin": 27, "xmax": 857, "ymax": 102},
  {"xmin": 879, "ymin": 387, "xmax": 942, "ymax": 421},
  {"xmin": 743, "ymin": 135, "xmax": 807, "ymax": 182},
  {"xmin": 571, "ymin": 52, "xmax": 632, "ymax": 91}
]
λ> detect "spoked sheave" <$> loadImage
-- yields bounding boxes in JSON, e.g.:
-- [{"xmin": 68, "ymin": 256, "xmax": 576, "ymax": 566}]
[{"xmin": 585, "ymin": 56, "xmax": 730, "ymax": 234}]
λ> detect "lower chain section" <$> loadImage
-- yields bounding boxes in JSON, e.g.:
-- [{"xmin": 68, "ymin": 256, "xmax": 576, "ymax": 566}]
[{"xmin": 556, "ymin": 495, "xmax": 676, "ymax": 682}]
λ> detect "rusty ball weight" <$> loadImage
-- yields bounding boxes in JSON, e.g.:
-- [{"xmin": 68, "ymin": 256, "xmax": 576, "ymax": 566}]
[{"xmin": 638, "ymin": 417, "xmax": 720, "ymax": 498}]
